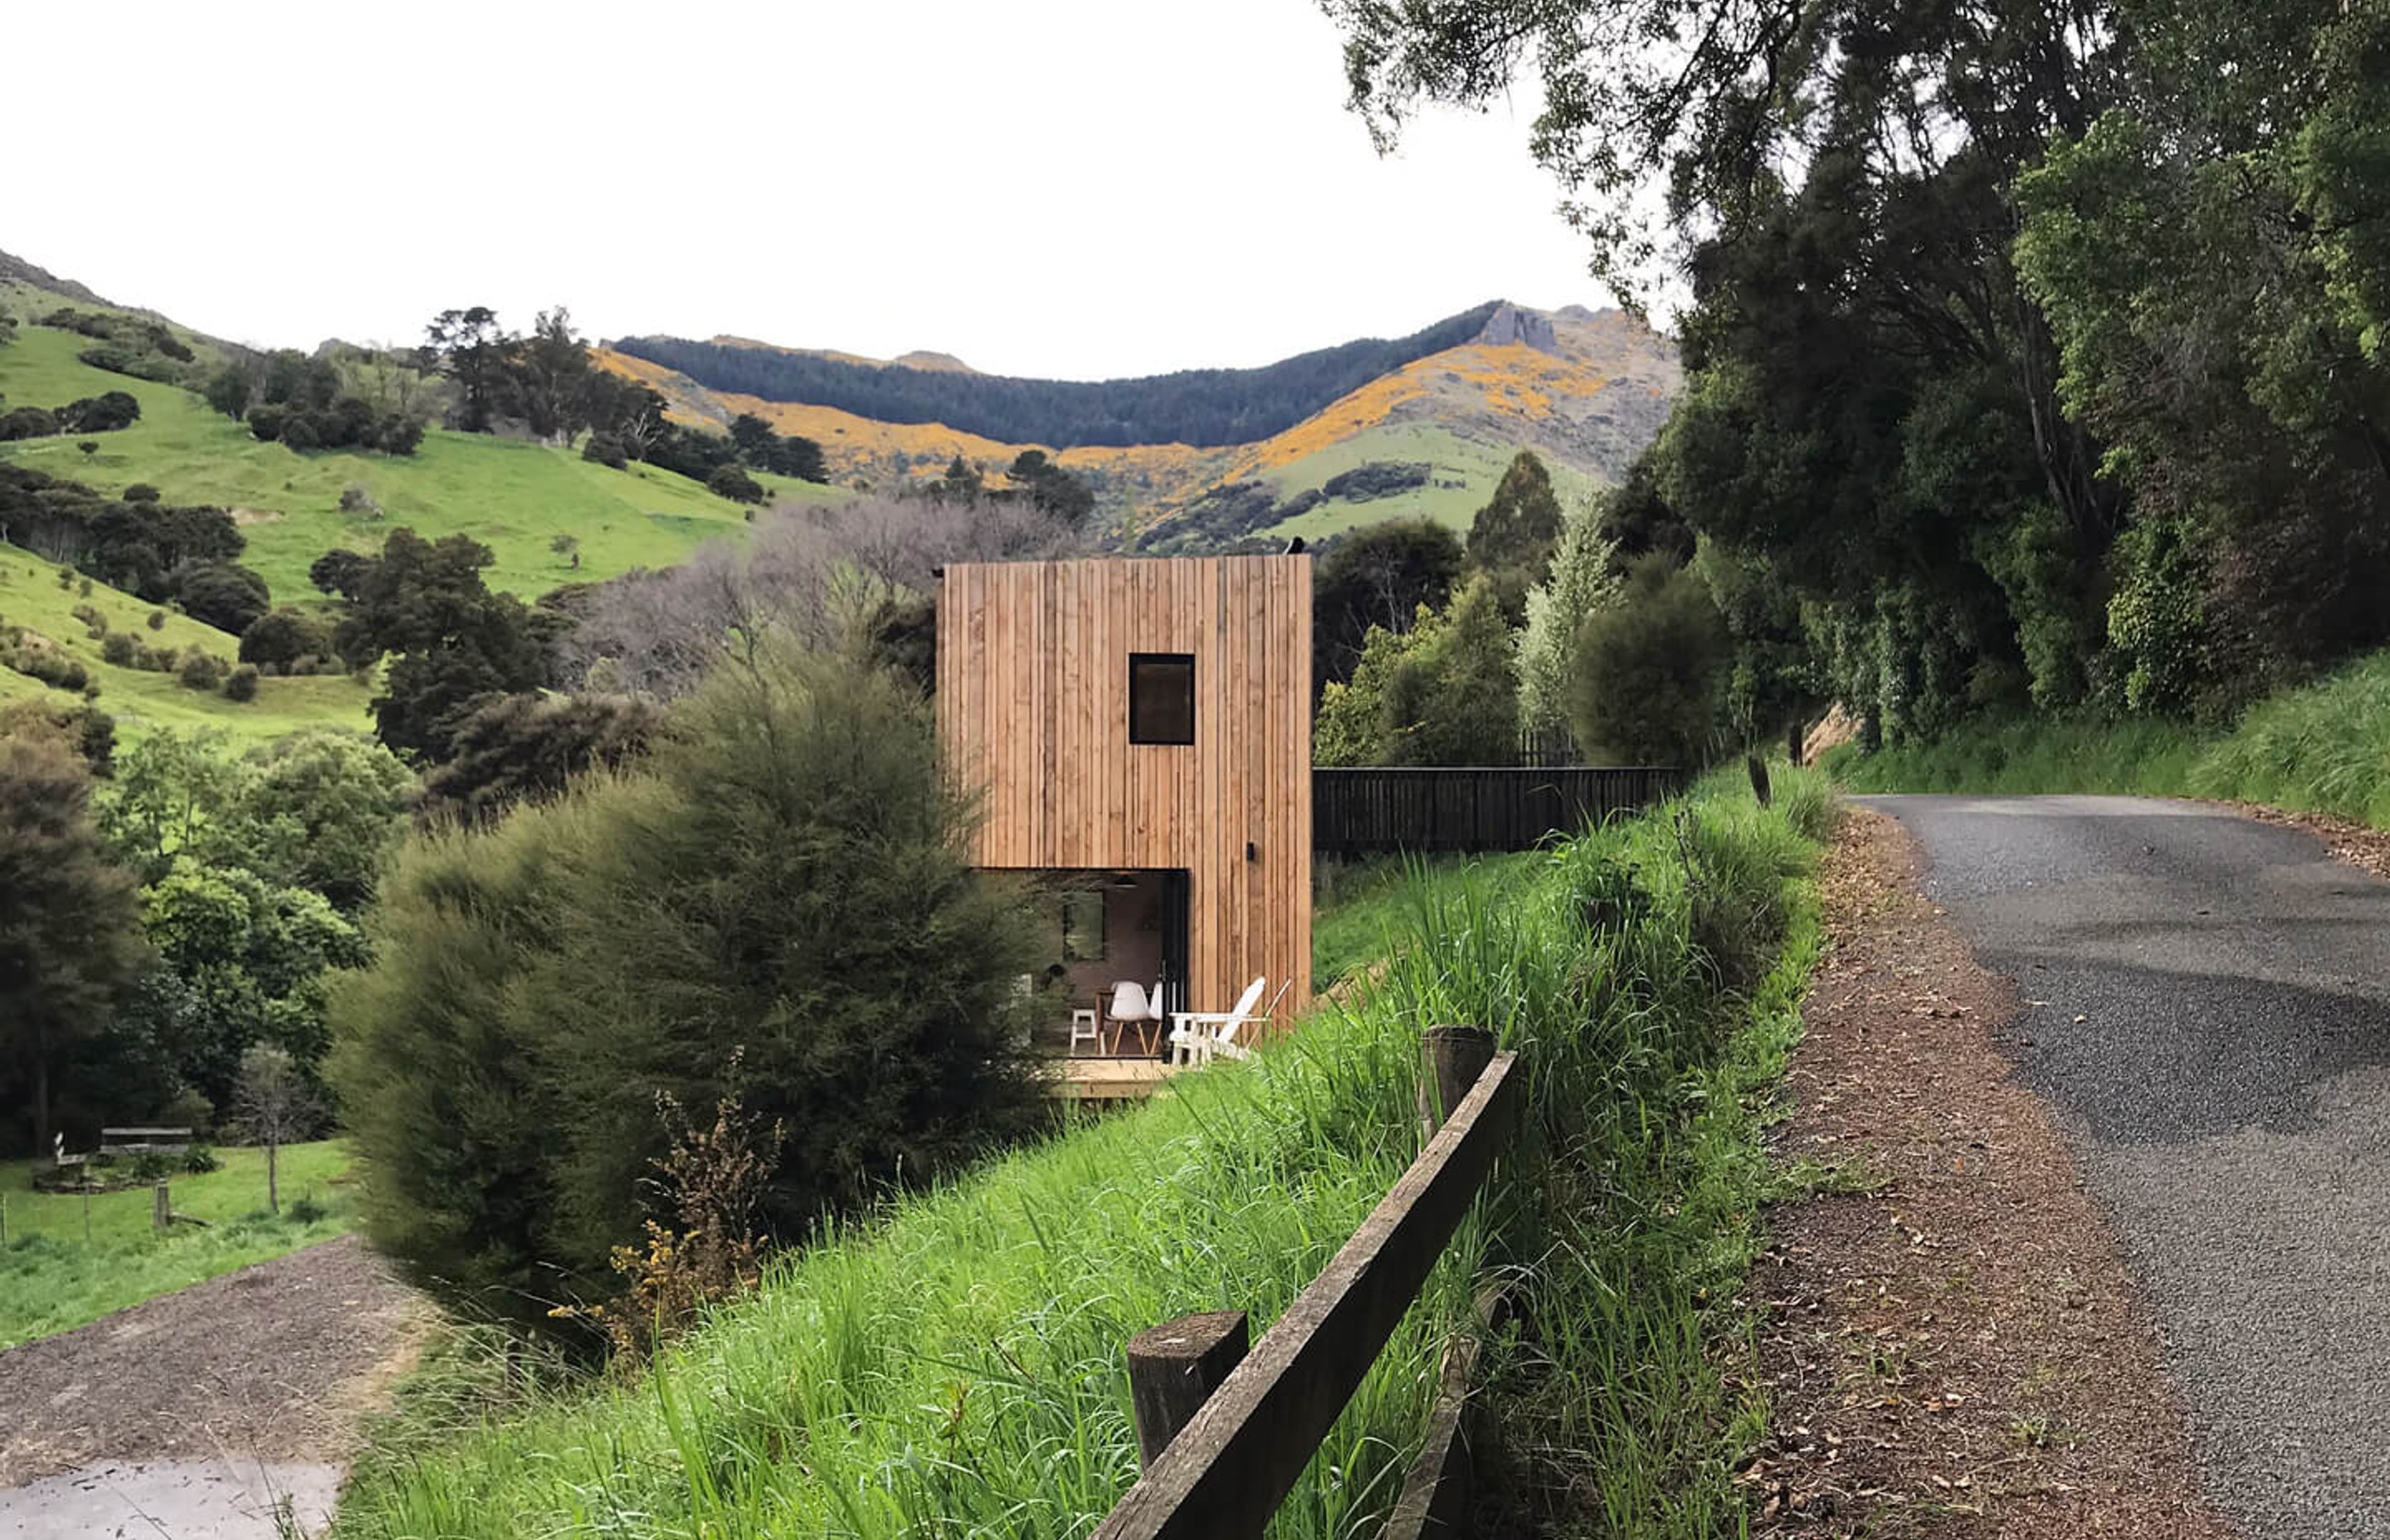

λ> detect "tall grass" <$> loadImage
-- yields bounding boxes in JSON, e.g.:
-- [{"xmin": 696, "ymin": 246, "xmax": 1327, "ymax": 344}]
[
  {"xmin": 1830, "ymin": 647, "xmax": 2390, "ymax": 830},
  {"xmin": 334, "ymin": 771, "xmax": 1832, "ymax": 1540}
]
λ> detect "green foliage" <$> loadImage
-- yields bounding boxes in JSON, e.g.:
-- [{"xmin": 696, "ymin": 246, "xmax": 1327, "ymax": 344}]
[
  {"xmin": 332, "ymin": 648, "xmax": 1044, "ymax": 1340},
  {"xmin": 332, "ymin": 768, "xmax": 1832, "ymax": 1539},
  {"xmin": 0, "ymin": 729, "xmax": 147, "ymax": 1152},
  {"xmin": 703, "ymin": 463, "xmax": 765, "ymax": 504},
  {"xmin": 222, "ymin": 663, "xmax": 260, "ymax": 703},
  {"xmin": 1568, "ymin": 554, "xmax": 1727, "ymax": 766},
  {"xmin": 329, "ymin": 529, "xmax": 550, "ymax": 759},
  {"xmin": 1517, "ymin": 491, "xmax": 1620, "ymax": 742},
  {"xmin": 1837, "ymin": 647, "xmax": 2390, "ymax": 833},
  {"xmin": 1314, "ymin": 576, "xmax": 1519, "ymax": 766},
  {"xmin": 1463, "ymin": 450, "xmax": 1563, "ymax": 615},
  {"xmin": 1311, "ymin": 515, "xmax": 1465, "ymax": 686},
  {"xmin": 416, "ymin": 691, "xmax": 664, "ymax": 826}
]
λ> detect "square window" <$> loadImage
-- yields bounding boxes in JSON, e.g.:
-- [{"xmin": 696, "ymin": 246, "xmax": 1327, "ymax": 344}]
[{"xmin": 1129, "ymin": 653, "xmax": 1195, "ymax": 745}]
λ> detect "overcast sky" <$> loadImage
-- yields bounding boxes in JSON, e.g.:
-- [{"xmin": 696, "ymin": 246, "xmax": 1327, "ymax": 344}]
[{"xmin": 6, "ymin": 0, "xmax": 1607, "ymax": 381}]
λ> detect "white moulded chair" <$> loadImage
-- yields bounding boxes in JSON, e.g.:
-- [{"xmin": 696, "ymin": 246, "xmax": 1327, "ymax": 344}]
[{"xmin": 1105, "ymin": 980, "xmax": 1165, "ymax": 1056}]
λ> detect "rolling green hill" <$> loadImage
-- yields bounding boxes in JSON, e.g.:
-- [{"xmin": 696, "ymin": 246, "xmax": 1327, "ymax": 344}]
[
  {"xmin": 0, "ymin": 540, "xmax": 373, "ymax": 743},
  {"xmin": 0, "ymin": 293, "xmax": 843, "ymax": 606}
]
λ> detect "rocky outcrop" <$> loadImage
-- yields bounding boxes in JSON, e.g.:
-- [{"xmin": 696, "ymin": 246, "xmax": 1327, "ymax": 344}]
[{"xmin": 1473, "ymin": 301, "xmax": 1562, "ymax": 356}]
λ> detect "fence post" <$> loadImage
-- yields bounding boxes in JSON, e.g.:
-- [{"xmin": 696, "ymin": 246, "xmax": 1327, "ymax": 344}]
[
  {"xmin": 1419, "ymin": 1026, "xmax": 1497, "ymax": 1138},
  {"xmin": 1127, "ymin": 1311, "xmax": 1250, "ymax": 1469},
  {"xmin": 153, "ymin": 1178, "xmax": 172, "ymax": 1234}
]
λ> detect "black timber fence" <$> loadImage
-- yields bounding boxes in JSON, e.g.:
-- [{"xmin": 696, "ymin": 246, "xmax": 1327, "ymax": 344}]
[{"xmin": 1312, "ymin": 766, "xmax": 1687, "ymax": 856}]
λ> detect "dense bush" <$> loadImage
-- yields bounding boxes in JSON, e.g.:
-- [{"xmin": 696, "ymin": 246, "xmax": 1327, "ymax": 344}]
[
  {"xmin": 176, "ymin": 651, "xmax": 226, "ymax": 691},
  {"xmin": 416, "ymin": 691, "xmax": 666, "ymax": 826},
  {"xmin": 581, "ymin": 431, "xmax": 628, "ymax": 469},
  {"xmin": 1568, "ymin": 554, "xmax": 1729, "ymax": 767},
  {"xmin": 2, "ymin": 639, "xmax": 90, "ymax": 694},
  {"xmin": 222, "ymin": 664, "xmax": 260, "ymax": 702},
  {"xmin": 100, "ymin": 631, "xmax": 138, "ymax": 666},
  {"xmin": 333, "ymin": 648, "xmax": 1044, "ymax": 1342},
  {"xmin": 1322, "ymin": 460, "xmax": 1431, "ymax": 500},
  {"xmin": 168, "ymin": 560, "xmax": 271, "ymax": 635},
  {"xmin": 705, "ymin": 463, "xmax": 766, "ymax": 504},
  {"xmin": 239, "ymin": 609, "xmax": 332, "ymax": 669}
]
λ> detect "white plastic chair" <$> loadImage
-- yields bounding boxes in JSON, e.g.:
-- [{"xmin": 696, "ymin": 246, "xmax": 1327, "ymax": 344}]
[
  {"xmin": 1105, "ymin": 980, "xmax": 1164, "ymax": 1056},
  {"xmin": 1168, "ymin": 977, "xmax": 1271, "ymax": 1066}
]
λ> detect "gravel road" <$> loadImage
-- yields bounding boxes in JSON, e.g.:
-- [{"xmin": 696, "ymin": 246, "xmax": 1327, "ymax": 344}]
[{"xmin": 1866, "ymin": 794, "xmax": 2390, "ymax": 1538}]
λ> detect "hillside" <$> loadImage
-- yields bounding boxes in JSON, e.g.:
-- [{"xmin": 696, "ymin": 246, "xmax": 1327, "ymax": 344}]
[
  {"xmin": 0, "ymin": 541, "xmax": 373, "ymax": 743},
  {"xmin": 0, "ymin": 276, "xmax": 843, "ymax": 606},
  {"xmin": 599, "ymin": 301, "xmax": 1680, "ymax": 548}
]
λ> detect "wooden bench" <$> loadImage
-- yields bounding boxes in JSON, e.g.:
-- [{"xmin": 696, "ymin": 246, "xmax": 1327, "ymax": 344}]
[{"xmin": 100, "ymin": 1126, "xmax": 193, "ymax": 1158}]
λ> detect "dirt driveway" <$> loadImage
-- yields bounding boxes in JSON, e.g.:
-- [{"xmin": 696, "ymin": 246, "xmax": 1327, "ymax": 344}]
[{"xmin": 0, "ymin": 1235, "xmax": 423, "ymax": 1523}]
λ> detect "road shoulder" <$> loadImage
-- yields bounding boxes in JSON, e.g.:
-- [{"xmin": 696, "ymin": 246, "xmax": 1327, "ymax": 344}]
[{"xmin": 1745, "ymin": 808, "xmax": 2231, "ymax": 1538}]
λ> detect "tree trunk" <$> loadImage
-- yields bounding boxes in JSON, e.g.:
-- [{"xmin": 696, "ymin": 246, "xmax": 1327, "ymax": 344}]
[{"xmin": 267, "ymin": 1138, "xmax": 280, "ymax": 1216}]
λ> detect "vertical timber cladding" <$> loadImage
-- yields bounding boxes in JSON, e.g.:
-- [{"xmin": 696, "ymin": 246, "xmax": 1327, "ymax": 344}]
[{"xmin": 939, "ymin": 556, "xmax": 1313, "ymax": 1021}]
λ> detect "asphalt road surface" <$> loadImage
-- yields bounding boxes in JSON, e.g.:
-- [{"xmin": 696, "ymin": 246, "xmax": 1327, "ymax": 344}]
[{"xmin": 1864, "ymin": 795, "xmax": 2390, "ymax": 1538}]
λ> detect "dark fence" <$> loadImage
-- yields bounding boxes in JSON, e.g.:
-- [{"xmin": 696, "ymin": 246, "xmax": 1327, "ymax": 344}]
[{"xmin": 1312, "ymin": 766, "xmax": 1686, "ymax": 856}]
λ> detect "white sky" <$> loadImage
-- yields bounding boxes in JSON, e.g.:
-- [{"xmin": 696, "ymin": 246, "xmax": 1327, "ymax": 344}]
[{"xmin": 2, "ymin": 0, "xmax": 1610, "ymax": 380}]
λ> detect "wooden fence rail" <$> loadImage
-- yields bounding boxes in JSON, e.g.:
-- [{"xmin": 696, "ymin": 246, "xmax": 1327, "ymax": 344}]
[
  {"xmin": 1313, "ymin": 766, "xmax": 1685, "ymax": 855},
  {"xmin": 1095, "ymin": 1040, "xmax": 1518, "ymax": 1540}
]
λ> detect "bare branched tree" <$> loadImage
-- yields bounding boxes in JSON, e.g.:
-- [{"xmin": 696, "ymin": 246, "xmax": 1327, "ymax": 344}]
[
  {"xmin": 558, "ymin": 491, "xmax": 1083, "ymax": 696},
  {"xmin": 233, "ymin": 1043, "xmax": 322, "ymax": 1216}
]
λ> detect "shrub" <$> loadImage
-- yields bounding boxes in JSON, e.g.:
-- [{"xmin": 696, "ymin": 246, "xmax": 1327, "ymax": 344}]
[
  {"xmin": 177, "ymin": 651, "xmax": 226, "ymax": 691},
  {"xmin": 0, "ymin": 407, "xmax": 58, "ymax": 441},
  {"xmin": 170, "ymin": 561, "xmax": 272, "ymax": 634},
  {"xmin": 123, "ymin": 484, "xmax": 161, "ymax": 504},
  {"xmin": 239, "ymin": 608, "xmax": 330, "ymax": 668},
  {"xmin": 377, "ymin": 415, "xmax": 424, "ymax": 456},
  {"xmin": 339, "ymin": 484, "xmax": 382, "ymax": 518},
  {"xmin": 705, "ymin": 464, "xmax": 766, "ymax": 504},
  {"xmin": 183, "ymin": 1143, "xmax": 222, "ymax": 1174},
  {"xmin": 146, "ymin": 609, "xmax": 167, "ymax": 631},
  {"xmin": 100, "ymin": 632, "xmax": 137, "ymax": 666},
  {"xmin": 223, "ymin": 663, "xmax": 261, "ymax": 702},
  {"xmin": 71, "ymin": 602, "xmax": 106, "ymax": 636},
  {"xmin": 4, "ymin": 644, "xmax": 89, "ymax": 693},
  {"xmin": 77, "ymin": 441, "xmax": 99, "ymax": 457},
  {"xmin": 247, "ymin": 403, "xmax": 289, "ymax": 442},
  {"xmin": 332, "ymin": 647, "xmax": 1043, "ymax": 1343},
  {"xmin": 1568, "ymin": 554, "xmax": 1729, "ymax": 767},
  {"xmin": 582, "ymin": 432, "xmax": 628, "ymax": 469},
  {"xmin": 287, "ymin": 1194, "xmax": 329, "ymax": 1223}
]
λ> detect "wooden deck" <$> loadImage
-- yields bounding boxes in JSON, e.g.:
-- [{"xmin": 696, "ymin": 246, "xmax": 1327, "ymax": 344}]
[{"xmin": 1044, "ymin": 1056, "xmax": 1187, "ymax": 1100}]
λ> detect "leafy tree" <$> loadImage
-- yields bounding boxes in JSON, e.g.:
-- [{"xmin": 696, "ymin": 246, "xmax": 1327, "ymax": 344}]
[
  {"xmin": 417, "ymin": 692, "xmax": 665, "ymax": 826},
  {"xmin": 309, "ymin": 548, "xmax": 373, "ymax": 600},
  {"xmin": 1314, "ymin": 577, "xmax": 1519, "ymax": 765},
  {"xmin": 330, "ymin": 529, "xmax": 550, "ymax": 759},
  {"xmin": 1568, "ymin": 555, "xmax": 1728, "ymax": 767},
  {"xmin": 0, "ymin": 729, "xmax": 146, "ymax": 1152},
  {"xmin": 1464, "ymin": 451, "xmax": 1564, "ymax": 615},
  {"xmin": 240, "ymin": 608, "xmax": 333, "ymax": 670},
  {"xmin": 549, "ymin": 533, "xmax": 580, "ymax": 570},
  {"xmin": 1007, "ymin": 449, "xmax": 1096, "ymax": 526},
  {"xmin": 425, "ymin": 306, "xmax": 510, "ymax": 432},
  {"xmin": 1311, "ymin": 518, "xmax": 1464, "ymax": 687},
  {"xmin": 334, "ymin": 647, "xmax": 1043, "ymax": 1341},
  {"xmin": 169, "ymin": 559, "xmax": 272, "ymax": 634},
  {"xmin": 223, "ymin": 663, "xmax": 260, "ymax": 702},
  {"xmin": 705, "ymin": 464, "xmax": 766, "ymax": 504},
  {"xmin": 1518, "ymin": 495, "xmax": 1621, "ymax": 745}
]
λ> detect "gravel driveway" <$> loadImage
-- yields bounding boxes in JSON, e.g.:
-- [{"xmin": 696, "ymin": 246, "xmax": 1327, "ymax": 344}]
[{"xmin": 1866, "ymin": 794, "xmax": 2390, "ymax": 1538}]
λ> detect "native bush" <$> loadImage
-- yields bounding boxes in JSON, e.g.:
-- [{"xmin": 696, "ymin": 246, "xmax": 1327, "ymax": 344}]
[
  {"xmin": 1568, "ymin": 554, "xmax": 1729, "ymax": 767},
  {"xmin": 333, "ymin": 646, "xmax": 1044, "ymax": 1342},
  {"xmin": 222, "ymin": 664, "xmax": 260, "ymax": 703}
]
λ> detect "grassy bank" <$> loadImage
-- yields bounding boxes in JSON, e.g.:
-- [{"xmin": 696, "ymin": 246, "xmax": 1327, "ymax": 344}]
[
  {"xmin": 1830, "ymin": 649, "xmax": 2390, "ymax": 830},
  {"xmin": 0, "ymin": 1139, "xmax": 352, "ymax": 1347},
  {"xmin": 334, "ymin": 772, "xmax": 1829, "ymax": 1539}
]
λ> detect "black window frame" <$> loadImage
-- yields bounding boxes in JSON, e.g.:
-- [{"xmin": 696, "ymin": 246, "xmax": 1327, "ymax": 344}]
[{"xmin": 1128, "ymin": 652, "xmax": 1197, "ymax": 746}]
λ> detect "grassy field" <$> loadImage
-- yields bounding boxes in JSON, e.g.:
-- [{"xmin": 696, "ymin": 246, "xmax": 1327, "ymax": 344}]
[
  {"xmin": 0, "ymin": 540, "xmax": 376, "ymax": 742},
  {"xmin": 0, "ymin": 1139, "xmax": 353, "ymax": 1348},
  {"xmin": 1829, "ymin": 648, "xmax": 2390, "ymax": 830},
  {"xmin": 332, "ymin": 769, "xmax": 1829, "ymax": 1539},
  {"xmin": 1256, "ymin": 423, "xmax": 1611, "ymax": 542},
  {"xmin": 0, "ymin": 319, "xmax": 844, "ymax": 606}
]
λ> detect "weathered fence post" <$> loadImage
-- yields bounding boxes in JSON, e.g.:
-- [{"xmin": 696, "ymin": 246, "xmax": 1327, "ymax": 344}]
[
  {"xmin": 1746, "ymin": 753, "xmax": 1772, "ymax": 807},
  {"xmin": 1127, "ymin": 1311, "xmax": 1250, "ymax": 1469},
  {"xmin": 1419, "ymin": 1026, "xmax": 1497, "ymax": 1138},
  {"xmin": 153, "ymin": 1178, "xmax": 172, "ymax": 1234}
]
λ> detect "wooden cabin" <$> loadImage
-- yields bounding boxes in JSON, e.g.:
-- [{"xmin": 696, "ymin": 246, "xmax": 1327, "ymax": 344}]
[{"xmin": 937, "ymin": 556, "xmax": 1313, "ymax": 1044}]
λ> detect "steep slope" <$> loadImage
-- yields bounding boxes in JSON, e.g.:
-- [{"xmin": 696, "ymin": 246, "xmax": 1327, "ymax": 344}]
[{"xmin": 0, "ymin": 543, "xmax": 372, "ymax": 743}]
